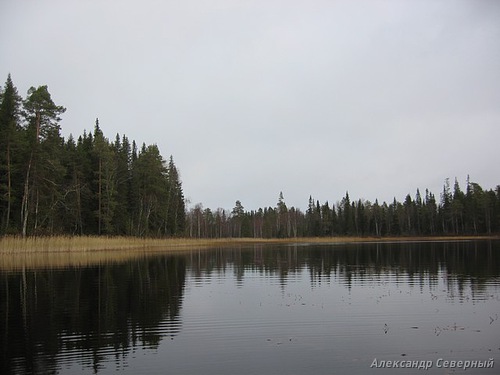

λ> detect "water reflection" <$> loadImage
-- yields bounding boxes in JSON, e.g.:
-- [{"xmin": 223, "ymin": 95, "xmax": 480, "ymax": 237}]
[
  {"xmin": 1, "ymin": 256, "xmax": 186, "ymax": 374},
  {"xmin": 188, "ymin": 241, "xmax": 499, "ymax": 298},
  {"xmin": 1, "ymin": 240, "xmax": 499, "ymax": 374}
]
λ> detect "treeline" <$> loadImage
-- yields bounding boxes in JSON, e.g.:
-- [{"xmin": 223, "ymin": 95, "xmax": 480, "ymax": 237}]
[
  {"xmin": 187, "ymin": 181, "xmax": 500, "ymax": 239},
  {"xmin": 0, "ymin": 75, "xmax": 185, "ymax": 237},
  {"xmin": 2, "ymin": 75, "xmax": 499, "ymax": 239}
]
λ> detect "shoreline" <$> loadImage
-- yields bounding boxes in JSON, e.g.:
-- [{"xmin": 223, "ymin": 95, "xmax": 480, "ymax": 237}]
[
  {"xmin": 1, "ymin": 234, "xmax": 499, "ymax": 254},
  {"xmin": 1, "ymin": 235, "xmax": 498, "ymax": 271}
]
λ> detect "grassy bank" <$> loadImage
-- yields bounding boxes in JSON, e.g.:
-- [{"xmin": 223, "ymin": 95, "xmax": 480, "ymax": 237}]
[
  {"xmin": 0, "ymin": 236, "xmax": 237, "ymax": 254},
  {"xmin": 1, "ymin": 235, "xmax": 498, "ymax": 271},
  {"xmin": 1, "ymin": 234, "xmax": 498, "ymax": 254}
]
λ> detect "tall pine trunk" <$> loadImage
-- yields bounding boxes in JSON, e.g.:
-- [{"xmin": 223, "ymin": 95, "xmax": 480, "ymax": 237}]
[{"xmin": 21, "ymin": 153, "xmax": 32, "ymax": 238}]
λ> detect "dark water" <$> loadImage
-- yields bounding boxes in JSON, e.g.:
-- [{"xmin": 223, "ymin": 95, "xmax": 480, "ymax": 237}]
[{"xmin": 1, "ymin": 241, "xmax": 499, "ymax": 374}]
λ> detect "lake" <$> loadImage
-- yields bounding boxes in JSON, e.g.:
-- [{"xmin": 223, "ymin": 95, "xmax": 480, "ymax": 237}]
[{"xmin": 1, "ymin": 240, "xmax": 499, "ymax": 374}]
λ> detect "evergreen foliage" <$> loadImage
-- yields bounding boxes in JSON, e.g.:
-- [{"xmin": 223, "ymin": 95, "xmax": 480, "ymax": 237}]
[
  {"xmin": 1, "ymin": 75, "xmax": 499, "ymax": 239},
  {"xmin": 0, "ymin": 76, "xmax": 185, "ymax": 237},
  {"xmin": 186, "ymin": 180, "xmax": 500, "ymax": 239}
]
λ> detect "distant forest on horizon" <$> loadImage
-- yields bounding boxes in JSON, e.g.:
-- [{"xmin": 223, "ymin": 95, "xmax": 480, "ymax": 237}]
[{"xmin": 1, "ymin": 75, "xmax": 499, "ymax": 238}]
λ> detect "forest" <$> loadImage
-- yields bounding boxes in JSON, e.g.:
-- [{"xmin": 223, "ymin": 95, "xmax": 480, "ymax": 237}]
[
  {"xmin": 189, "ymin": 182, "xmax": 499, "ymax": 239},
  {"xmin": 0, "ymin": 75, "xmax": 185, "ymax": 237},
  {"xmin": 1, "ymin": 74, "xmax": 499, "ymax": 239}
]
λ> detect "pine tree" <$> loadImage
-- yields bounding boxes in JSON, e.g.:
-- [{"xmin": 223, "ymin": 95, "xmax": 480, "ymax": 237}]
[{"xmin": 20, "ymin": 85, "xmax": 66, "ymax": 236}]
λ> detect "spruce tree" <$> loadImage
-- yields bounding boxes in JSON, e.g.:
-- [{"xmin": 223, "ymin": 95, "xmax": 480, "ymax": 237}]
[
  {"xmin": 0, "ymin": 74, "xmax": 22, "ymax": 233},
  {"xmin": 166, "ymin": 156, "xmax": 185, "ymax": 236}
]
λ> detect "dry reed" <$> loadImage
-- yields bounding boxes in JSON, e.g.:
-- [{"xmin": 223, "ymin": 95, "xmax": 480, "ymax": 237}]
[
  {"xmin": 1, "ymin": 234, "xmax": 497, "ymax": 254},
  {"xmin": 0, "ymin": 236, "xmax": 227, "ymax": 254},
  {"xmin": 1, "ymin": 235, "xmax": 497, "ymax": 271}
]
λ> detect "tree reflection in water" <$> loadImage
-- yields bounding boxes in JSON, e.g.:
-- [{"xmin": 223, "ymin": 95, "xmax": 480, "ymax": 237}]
[
  {"xmin": 1, "ymin": 256, "xmax": 186, "ymax": 374},
  {"xmin": 1, "ymin": 240, "xmax": 498, "ymax": 374}
]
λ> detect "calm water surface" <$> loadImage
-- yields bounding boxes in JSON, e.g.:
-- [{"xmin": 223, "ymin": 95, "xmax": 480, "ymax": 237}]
[{"xmin": 1, "ymin": 241, "xmax": 499, "ymax": 374}]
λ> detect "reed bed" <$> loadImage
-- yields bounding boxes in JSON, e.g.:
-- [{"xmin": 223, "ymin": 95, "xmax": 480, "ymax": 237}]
[
  {"xmin": 1, "ymin": 234, "xmax": 497, "ymax": 254},
  {"xmin": 1, "ymin": 235, "xmax": 497, "ymax": 271},
  {"xmin": 0, "ymin": 236, "xmax": 307, "ymax": 255},
  {"xmin": 0, "ymin": 236, "xmax": 237, "ymax": 254},
  {"xmin": 0, "ymin": 236, "xmax": 224, "ymax": 270}
]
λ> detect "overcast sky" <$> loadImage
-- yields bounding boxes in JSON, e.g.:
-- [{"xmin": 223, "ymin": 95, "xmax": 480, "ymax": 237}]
[{"xmin": 1, "ymin": 0, "xmax": 499, "ymax": 211}]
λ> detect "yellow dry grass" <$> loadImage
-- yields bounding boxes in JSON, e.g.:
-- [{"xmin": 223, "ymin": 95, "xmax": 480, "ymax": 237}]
[
  {"xmin": 0, "ymin": 236, "xmax": 227, "ymax": 270},
  {"xmin": 0, "ymin": 235, "xmax": 497, "ymax": 271},
  {"xmin": 1, "ymin": 234, "xmax": 497, "ymax": 254},
  {"xmin": 0, "ymin": 236, "xmax": 262, "ymax": 254}
]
